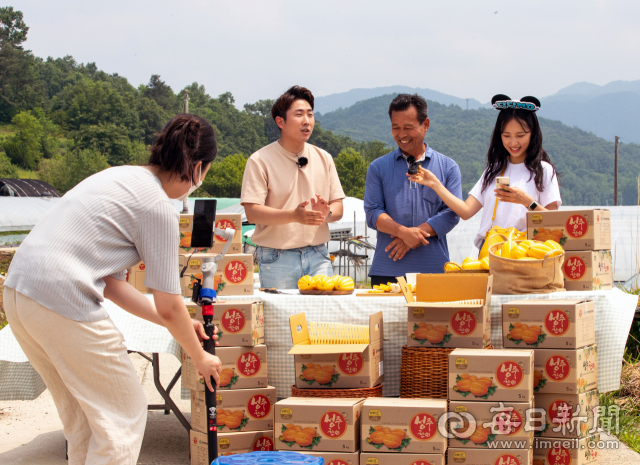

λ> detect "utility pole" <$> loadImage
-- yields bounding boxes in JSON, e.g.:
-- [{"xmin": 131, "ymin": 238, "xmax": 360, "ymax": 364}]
[
  {"xmin": 614, "ymin": 136, "xmax": 619, "ymax": 206},
  {"xmin": 466, "ymin": 98, "xmax": 469, "ymax": 110},
  {"xmin": 181, "ymin": 90, "xmax": 191, "ymax": 214}
]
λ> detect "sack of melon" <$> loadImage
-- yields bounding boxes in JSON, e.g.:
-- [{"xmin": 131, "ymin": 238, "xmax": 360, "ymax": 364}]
[{"xmin": 488, "ymin": 240, "xmax": 565, "ymax": 295}]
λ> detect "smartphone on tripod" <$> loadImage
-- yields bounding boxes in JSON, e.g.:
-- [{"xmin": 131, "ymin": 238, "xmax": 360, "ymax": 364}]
[{"xmin": 191, "ymin": 199, "xmax": 217, "ymax": 248}]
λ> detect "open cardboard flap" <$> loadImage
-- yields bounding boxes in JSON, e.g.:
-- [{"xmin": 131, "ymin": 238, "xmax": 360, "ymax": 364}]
[
  {"xmin": 288, "ymin": 311, "xmax": 383, "ymax": 355},
  {"xmin": 410, "ymin": 274, "xmax": 493, "ymax": 307}
]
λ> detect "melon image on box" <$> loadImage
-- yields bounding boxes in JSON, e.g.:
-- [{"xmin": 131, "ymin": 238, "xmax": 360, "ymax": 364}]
[
  {"xmin": 182, "ymin": 345, "xmax": 268, "ymax": 392},
  {"xmin": 448, "ymin": 348, "xmax": 534, "ymax": 403},
  {"xmin": 533, "ymin": 433, "xmax": 600, "ymax": 465},
  {"xmin": 563, "ymin": 250, "xmax": 613, "ymax": 291},
  {"xmin": 502, "ymin": 300, "xmax": 595, "ymax": 349},
  {"xmin": 186, "ymin": 301, "xmax": 264, "ymax": 347},
  {"xmin": 190, "ymin": 429, "xmax": 274, "ymax": 465},
  {"xmin": 191, "ymin": 386, "xmax": 275, "ymax": 434},
  {"xmin": 180, "ymin": 253, "xmax": 254, "ymax": 297},
  {"xmin": 301, "ymin": 451, "xmax": 360, "ymax": 465},
  {"xmin": 448, "ymin": 448, "xmax": 532, "ymax": 465},
  {"xmin": 447, "ymin": 400, "xmax": 534, "ymax": 449},
  {"xmin": 179, "ymin": 213, "xmax": 243, "ymax": 254},
  {"xmin": 360, "ymin": 452, "xmax": 445, "ymax": 465},
  {"xmin": 527, "ymin": 209, "xmax": 610, "ymax": 251},
  {"xmin": 405, "ymin": 274, "xmax": 492, "ymax": 348},
  {"xmin": 288, "ymin": 312, "xmax": 384, "ymax": 389},
  {"xmin": 361, "ymin": 397, "xmax": 447, "ymax": 454},
  {"xmin": 128, "ymin": 262, "xmax": 151, "ymax": 293},
  {"xmin": 274, "ymin": 397, "xmax": 364, "ymax": 452},
  {"xmin": 534, "ymin": 389, "xmax": 599, "ymax": 439},
  {"xmin": 533, "ymin": 345, "xmax": 597, "ymax": 395}
]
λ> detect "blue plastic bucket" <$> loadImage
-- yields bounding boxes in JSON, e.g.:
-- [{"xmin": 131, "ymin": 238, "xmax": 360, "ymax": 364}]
[{"xmin": 212, "ymin": 451, "xmax": 324, "ymax": 465}]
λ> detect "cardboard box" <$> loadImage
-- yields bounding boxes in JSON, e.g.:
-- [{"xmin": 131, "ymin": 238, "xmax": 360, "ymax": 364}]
[
  {"xmin": 186, "ymin": 301, "xmax": 264, "ymax": 347},
  {"xmin": 288, "ymin": 312, "xmax": 384, "ymax": 389},
  {"xmin": 448, "ymin": 448, "xmax": 533, "ymax": 465},
  {"xmin": 301, "ymin": 451, "xmax": 360, "ymax": 465},
  {"xmin": 448, "ymin": 400, "xmax": 534, "ymax": 448},
  {"xmin": 179, "ymin": 213, "xmax": 243, "ymax": 254},
  {"xmin": 527, "ymin": 209, "xmax": 611, "ymax": 251},
  {"xmin": 534, "ymin": 389, "xmax": 599, "ymax": 439},
  {"xmin": 182, "ymin": 345, "xmax": 268, "ymax": 392},
  {"xmin": 190, "ymin": 429, "xmax": 274, "ymax": 464},
  {"xmin": 406, "ymin": 274, "xmax": 493, "ymax": 348},
  {"xmin": 180, "ymin": 253, "xmax": 254, "ymax": 297},
  {"xmin": 360, "ymin": 452, "xmax": 445, "ymax": 465},
  {"xmin": 563, "ymin": 250, "xmax": 613, "ymax": 291},
  {"xmin": 190, "ymin": 386, "xmax": 276, "ymax": 434},
  {"xmin": 502, "ymin": 300, "xmax": 595, "ymax": 349},
  {"xmin": 274, "ymin": 397, "xmax": 364, "ymax": 452},
  {"xmin": 128, "ymin": 262, "xmax": 150, "ymax": 293},
  {"xmin": 449, "ymin": 348, "xmax": 534, "ymax": 403},
  {"xmin": 361, "ymin": 398, "xmax": 447, "ymax": 454},
  {"xmin": 533, "ymin": 434, "xmax": 600, "ymax": 465},
  {"xmin": 533, "ymin": 345, "xmax": 597, "ymax": 395}
]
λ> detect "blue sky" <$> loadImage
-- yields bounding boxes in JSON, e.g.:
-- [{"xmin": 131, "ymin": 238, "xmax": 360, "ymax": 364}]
[{"xmin": 10, "ymin": 0, "xmax": 640, "ymax": 106}]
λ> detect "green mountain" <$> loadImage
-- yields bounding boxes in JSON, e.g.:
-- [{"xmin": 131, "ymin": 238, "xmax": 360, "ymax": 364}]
[{"xmin": 316, "ymin": 94, "xmax": 640, "ymax": 206}]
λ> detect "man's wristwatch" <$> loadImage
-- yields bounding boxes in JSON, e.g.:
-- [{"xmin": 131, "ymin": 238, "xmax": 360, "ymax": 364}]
[
  {"xmin": 325, "ymin": 210, "xmax": 333, "ymax": 223},
  {"xmin": 528, "ymin": 200, "xmax": 538, "ymax": 211}
]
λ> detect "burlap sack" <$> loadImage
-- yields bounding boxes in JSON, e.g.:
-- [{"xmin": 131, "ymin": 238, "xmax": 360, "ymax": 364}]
[{"xmin": 489, "ymin": 242, "xmax": 565, "ymax": 295}]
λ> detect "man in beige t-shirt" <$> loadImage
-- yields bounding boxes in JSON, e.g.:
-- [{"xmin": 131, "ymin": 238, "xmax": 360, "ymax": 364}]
[{"xmin": 241, "ymin": 85, "xmax": 345, "ymax": 289}]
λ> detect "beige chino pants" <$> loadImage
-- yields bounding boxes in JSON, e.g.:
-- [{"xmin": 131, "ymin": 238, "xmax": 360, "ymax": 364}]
[{"xmin": 3, "ymin": 287, "xmax": 148, "ymax": 465}]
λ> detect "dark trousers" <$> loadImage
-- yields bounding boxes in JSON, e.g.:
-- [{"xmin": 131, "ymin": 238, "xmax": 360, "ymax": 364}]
[{"xmin": 370, "ymin": 275, "xmax": 400, "ymax": 287}]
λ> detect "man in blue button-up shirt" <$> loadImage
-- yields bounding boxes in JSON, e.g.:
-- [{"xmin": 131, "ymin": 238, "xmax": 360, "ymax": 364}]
[{"xmin": 364, "ymin": 94, "xmax": 462, "ymax": 286}]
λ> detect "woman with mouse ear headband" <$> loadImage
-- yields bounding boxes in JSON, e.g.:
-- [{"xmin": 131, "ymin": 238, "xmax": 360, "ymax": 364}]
[{"xmin": 407, "ymin": 94, "xmax": 562, "ymax": 251}]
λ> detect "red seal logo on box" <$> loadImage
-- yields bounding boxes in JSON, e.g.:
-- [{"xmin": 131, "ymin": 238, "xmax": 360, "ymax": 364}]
[
  {"xmin": 494, "ymin": 454, "xmax": 520, "ymax": 465},
  {"xmin": 236, "ymin": 351, "xmax": 261, "ymax": 377},
  {"xmin": 564, "ymin": 256, "xmax": 586, "ymax": 280},
  {"xmin": 328, "ymin": 460, "xmax": 349, "ymax": 465},
  {"xmin": 410, "ymin": 412, "xmax": 437, "ymax": 441},
  {"xmin": 247, "ymin": 393, "xmax": 271, "ymax": 419},
  {"xmin": 549, "ymin": 400, "xmax": 573, "ymax": 425},
  {"xmin": 548, "ymin": 445, "xmax": 572, "ymax": 465},
  {"xmin": 338, "ymin": 352, "xmax": 364, "ymax": 376},
  {"xmin": 139, "ymin": 263, "xmax": 145, "ymax": 270},
  {"xmin": 565, "ymin": 214, "xmax": 588, "ymax": 238},
  {"xmin": 225, "ymin": 260, "xmax": 247, "ymax": 284},
  {"xmin": 215, "ymin": 219, "xmax": 236, "ymax": 242},
  {"xmin": 545, "ymin": 309, "xmax": 570, "ymax": 336},
  {"xmin": 545, "ymin": 355, "xmax": 571, "ymax": 381},
  {"xmin": 451, "ymin": 310, "xmax": 477, "ymax": 336},
  {"xmin": 222, "ymin": 308, "xmax": 246, "ymax": 333},
  {"xmin": 495, "ymin": 360, "xmax": 524, "ymax": 388},
  {"xmin": 320, "ymin": 411, "xmax": 347, "ymax": 439},
  {"xmin": 252, "ymin": 436, "xmax": 274, "ymax": 451}
]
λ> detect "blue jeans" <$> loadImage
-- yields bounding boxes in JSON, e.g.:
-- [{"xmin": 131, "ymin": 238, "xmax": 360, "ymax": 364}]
[{"xmin": 256, "ymin": 245, "xmax": 334, "ymax": 289}]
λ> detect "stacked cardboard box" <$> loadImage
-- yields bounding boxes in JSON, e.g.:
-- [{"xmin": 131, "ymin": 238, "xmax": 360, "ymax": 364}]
[
  {"xmin": 182, "ymin": 300, "xmax": 274, "ymax": 465},
  {"xmin": 447, "ymin": 348, "xmax": 535, "ymax": 464},
  {"xmin": 527, "ymin": 209, "xmax": 612, "ymax": 291},
  {"xmin": 360, "ymin": 397, "xmax": 447, "ymax": 464},
  {"xmin": 502, "ymin": 300, "xmax": 600, "ymax": 464}
]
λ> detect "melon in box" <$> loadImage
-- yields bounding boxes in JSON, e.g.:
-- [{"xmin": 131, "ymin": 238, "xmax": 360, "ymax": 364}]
[
  {"xmin": 534, "ymin": 389, "xmax": 599, "ymax": 439},
  {"xmin": 448, "ymin": 448, "xmax": 532, "ymax": 465},
  {"xmin": 563, "ymin": 250, "xmax": 613, "ymax": 291},
  {"xmin": 406, "ymin": 274, "xmax": 492, "ymax": 348},
  {"xmin": 447, "ymin": 400, "xmax": 534, "ymax": 449},
  {"xmin": 288, "ymin": 312, "xmax": 384, "ymax": 389},
  {"xmin": 182, "ymin": 345, "xmax": 268, "ymax": 392},
  {"xmin": 361, "ymin": 397, "xmax": 447, "ymax": 454},
  {"xmin": 190, "ymin": 386, "xmax": 275, "ymax": 434},
  {"xmin": 448, "ymin": 348, "xmax": 534, "ymax": 403},
  {"xmin": 360, "ymin": 452, "xmax": 445, "ymax": 465},
  {"xmin": 533, "ymin": 345, "xmax": 597, "ymax": 394},
  {"xmin": 527, "ymin": 209, "xmax": 610, "ymax": 251},
  {"xmin": 190, "ymin": 429, "xmax": 274, "ymax": 464},
  {"xmin": 186, "ymin": 301, "xmax": 264, "ymax": 347},
  {"xmin": 274, "ymin": 397, "xmax": 364, "ymax": 452},
  {"xmin": 502, "ymin": 300, "xmax": 595, "ymax": 349},
  {"xmin": 179, "ymin": 213, "xmax": 242, "ymax": 254},
  {"xmin": 301, "ymin": 451, "xmax": 360, "ymax": 465},
  {"xmin": 533, "ymin": 433, "xmax": 600, "ymax": 465},
  {"xmin": 180, "ymin": 253, "xmax": 254, "ymax": 297}
]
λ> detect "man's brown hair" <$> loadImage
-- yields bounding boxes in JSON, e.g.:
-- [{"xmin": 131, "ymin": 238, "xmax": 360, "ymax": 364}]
[{"xmin": 271, "ymin": 86, "xmax": 314, "ymax": 122}]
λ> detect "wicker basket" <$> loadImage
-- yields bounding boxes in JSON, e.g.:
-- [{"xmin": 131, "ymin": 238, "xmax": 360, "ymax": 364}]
[
  {"xmin": 400, "ymin": 345, "xmax": 493, "ymax": 398},
  {"xmin": 291, "ymin": 384, "xmax": 383, "ymax": 399}
]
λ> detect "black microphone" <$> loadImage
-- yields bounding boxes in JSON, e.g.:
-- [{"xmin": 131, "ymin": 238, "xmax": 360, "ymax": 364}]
[{"xmin": 296, "ymin": 156, "xmax": 308, "ymax": 168}]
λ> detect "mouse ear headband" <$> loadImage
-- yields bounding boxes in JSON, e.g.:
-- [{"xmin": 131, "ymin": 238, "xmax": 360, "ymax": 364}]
[{"xmin": 491, "ymin": 94, "xmax": 541, "ymax": 111}]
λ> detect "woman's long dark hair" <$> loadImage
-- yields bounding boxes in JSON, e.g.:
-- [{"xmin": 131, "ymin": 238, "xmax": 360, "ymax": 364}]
[{"xmin": 481, "ymin": 109, "xmax": 558, "ymax": 192}]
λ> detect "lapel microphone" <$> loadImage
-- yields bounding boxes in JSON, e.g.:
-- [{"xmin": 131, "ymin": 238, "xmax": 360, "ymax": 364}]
[{"xmin": 296, "ymin": 156, "xmax": 308, "ymax": 168}]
